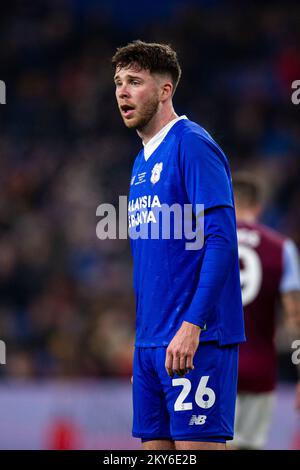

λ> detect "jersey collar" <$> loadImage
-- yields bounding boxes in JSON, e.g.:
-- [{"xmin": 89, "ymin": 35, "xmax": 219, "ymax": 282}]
[{"xmin": 143, "ymin": 115, "xmax": 188, "ymax": 161}]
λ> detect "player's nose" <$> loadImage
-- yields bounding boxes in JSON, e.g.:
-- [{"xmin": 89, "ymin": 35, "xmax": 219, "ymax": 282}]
[{"xmin": 117, "ymin": 84, "xmax": 130, "ymax": 99}]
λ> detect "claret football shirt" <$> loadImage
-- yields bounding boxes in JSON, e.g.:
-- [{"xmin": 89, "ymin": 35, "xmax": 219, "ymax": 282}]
[
  {"xmin": 128, "ymin": 117, "xmax": 245, "ymax": 347},
  {"xmin": 237, "ymin": 220, "xmax": 300, "ymax": 392}
]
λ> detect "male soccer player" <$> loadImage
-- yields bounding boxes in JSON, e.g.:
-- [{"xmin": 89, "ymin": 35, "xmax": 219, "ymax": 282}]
[
  {"xmin": 112, "ymin": 41, "xmax": 245, "ymax": 450},
  {"xmin": 231, "ymin": 172, "xmax": 300, "ymax": 450}
]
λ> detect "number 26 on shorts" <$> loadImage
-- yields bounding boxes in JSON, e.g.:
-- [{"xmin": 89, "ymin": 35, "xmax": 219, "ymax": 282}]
[{"xmin": 172, "ymin": 376, "xmax": 216, "ymax": 411}]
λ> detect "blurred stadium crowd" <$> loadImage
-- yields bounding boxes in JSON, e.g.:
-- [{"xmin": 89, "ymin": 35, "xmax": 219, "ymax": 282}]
[{"xmin": 0, "ymin": 0, "xmax": 299, "ymax": 379}]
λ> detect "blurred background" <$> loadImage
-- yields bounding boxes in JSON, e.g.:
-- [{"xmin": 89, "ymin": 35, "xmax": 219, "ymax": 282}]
[{"xmin": 0, "ymin": 0, "xmax": 299, "ymax": 449}]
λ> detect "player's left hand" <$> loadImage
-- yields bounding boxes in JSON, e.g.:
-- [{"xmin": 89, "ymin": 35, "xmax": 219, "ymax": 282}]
[{"xmin": 165, "ymin": 321, "xmax": 201, "ymax": 378}]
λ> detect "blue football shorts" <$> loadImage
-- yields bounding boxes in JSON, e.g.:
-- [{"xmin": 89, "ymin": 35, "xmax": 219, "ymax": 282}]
[{"xmin": 132, "ymin": 341, "xmax": 239, "ymax": 442}]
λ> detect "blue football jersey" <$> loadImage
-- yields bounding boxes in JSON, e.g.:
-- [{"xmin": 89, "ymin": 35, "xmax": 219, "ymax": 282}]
[{"xmin": 128, "ymin": 118, "xmax": 245, "ymax": 347}]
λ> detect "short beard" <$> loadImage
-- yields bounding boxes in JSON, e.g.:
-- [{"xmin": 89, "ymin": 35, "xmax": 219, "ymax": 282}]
[{"xmin": 131, "ymin": 97, "xmax": 160, "ymax": 131}]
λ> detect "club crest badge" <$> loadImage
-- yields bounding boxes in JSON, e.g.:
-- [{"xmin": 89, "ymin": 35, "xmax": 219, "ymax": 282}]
[{"xmin": 150, "ymin": 162, "xmax": 163, "ymax": 184}]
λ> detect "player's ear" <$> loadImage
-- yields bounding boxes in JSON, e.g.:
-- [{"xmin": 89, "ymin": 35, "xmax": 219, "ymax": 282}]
[{"xmin": 160, "ymin": 81, "xmax": 173, "ymax": 102}]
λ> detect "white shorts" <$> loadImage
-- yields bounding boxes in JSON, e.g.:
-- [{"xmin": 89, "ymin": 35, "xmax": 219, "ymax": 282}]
[{"xmin": 230, "ymin": 392, "xmax": 275, "ymax": 449}]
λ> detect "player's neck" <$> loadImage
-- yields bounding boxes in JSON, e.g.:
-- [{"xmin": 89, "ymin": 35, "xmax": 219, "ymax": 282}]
[
  {"xmin": 137, "ymin": 107, "xmax": 178, "ymax": 145},
  {"xmin": 236, "ymin": 209, "xmax": 257, "ymax": 224}
]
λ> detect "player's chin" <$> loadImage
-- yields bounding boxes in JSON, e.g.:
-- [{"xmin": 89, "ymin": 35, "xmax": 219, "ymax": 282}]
[{"xmin": 122, "ymin": 117, "xmax": 139, "ymax": 129}]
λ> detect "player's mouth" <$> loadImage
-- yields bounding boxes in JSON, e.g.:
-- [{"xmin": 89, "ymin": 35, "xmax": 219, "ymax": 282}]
[{"xmin": 120, "ymin": 104, "xmax": 135, "ymax": 118}]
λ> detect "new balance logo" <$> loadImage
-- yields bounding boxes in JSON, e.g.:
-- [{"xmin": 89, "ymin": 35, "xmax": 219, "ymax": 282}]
[{"xmin": 189, "ymin": 415, "xmax": 207, "ymax": 426}]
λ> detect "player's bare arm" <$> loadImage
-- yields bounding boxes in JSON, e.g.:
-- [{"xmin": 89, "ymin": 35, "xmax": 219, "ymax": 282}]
[
  {"xmin": 282, "ymin": 290, "xmax": 300, "ymax": 411},
  {"xmin": 165, "ymin": 321, "xmax": 201, "ymax": 377},
  {"xmin": 282, "ymin": 291, "xmax": 300, "ymax": 334}
]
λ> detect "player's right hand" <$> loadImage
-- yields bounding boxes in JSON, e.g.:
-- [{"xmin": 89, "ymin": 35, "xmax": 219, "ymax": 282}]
[{"xmin": 165, "ymin": 321, "xmax": 200, "ymax": 378}]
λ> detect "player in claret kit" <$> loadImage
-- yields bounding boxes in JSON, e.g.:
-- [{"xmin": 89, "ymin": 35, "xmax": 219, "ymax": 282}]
[
  {"xmin": 231, "ymin": 172, "xmax": 300, "ymax": 450},
  {"xmin": 112, "ymin": 40, "xmax": 245, "ymax": 450}
]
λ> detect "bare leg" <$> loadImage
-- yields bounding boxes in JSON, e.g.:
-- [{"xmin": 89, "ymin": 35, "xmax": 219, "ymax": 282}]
[
  {"xmin": 175, "ymin": 441, "xmax": 226, "ymax": 450},
  {"xmin": 142, "ymin": 440, "xmax": 175, "ymax": 450}
]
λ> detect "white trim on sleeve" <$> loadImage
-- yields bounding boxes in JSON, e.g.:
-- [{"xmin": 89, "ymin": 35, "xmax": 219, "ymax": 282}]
[{"xmin": 280, "ymin": 239, "xmax": 300, "ymax": 294}]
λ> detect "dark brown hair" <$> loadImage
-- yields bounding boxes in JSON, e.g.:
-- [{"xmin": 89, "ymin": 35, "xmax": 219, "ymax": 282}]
[
  {"xmin": 112, "ymin": 40, "xmax": 182, "ymax": 94},
  {"xmin": 232, "ymin": 172, "xmax": 263, "ymax": 207}
]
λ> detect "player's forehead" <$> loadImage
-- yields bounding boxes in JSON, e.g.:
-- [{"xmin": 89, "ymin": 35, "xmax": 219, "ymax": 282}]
[{"xmin": 114, "ymin": 63, "xmax": 151, "ymax": 81}]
